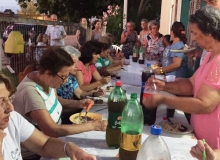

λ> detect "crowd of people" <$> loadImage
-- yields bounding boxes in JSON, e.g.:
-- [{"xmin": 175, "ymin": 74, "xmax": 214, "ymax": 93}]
[{"xmin": 1, "ymin": 0, "xmax": 220, "ymax": 159}]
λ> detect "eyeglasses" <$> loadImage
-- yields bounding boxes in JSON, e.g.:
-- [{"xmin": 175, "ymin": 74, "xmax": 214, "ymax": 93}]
[
  {"xmin": 56, "ymin": 74, "xmax": 69, "ymax": 83},
  {"xmin": 0, "ymin": 94, "xmax": 14, "ymax": 111}
]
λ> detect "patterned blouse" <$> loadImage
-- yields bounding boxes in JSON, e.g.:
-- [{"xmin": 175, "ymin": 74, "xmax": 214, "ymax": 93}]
[
  {"xmin": 146, "ymin": 34, "xmax": 164, "ymax": 62},
  {"xmin": 56, "ymin": 76, "xmax": 79, "ymax": 99},
  {"xmin": 122, "ymin": 31, "xmax": 138, "ymax": 59}
]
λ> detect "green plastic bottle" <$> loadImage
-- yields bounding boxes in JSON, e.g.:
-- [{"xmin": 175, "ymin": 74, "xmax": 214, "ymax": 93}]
[
  {"xmin": 119, "ymin": 93, "xmax": 144, "ymax": 160},
  {"xmin": 106, "ymin": 81, "xmax": 127, "ymax": 148}
]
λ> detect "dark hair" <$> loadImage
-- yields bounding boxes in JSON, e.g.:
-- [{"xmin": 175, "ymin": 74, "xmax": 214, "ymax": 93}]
[
  {"xmin": 141, "ymin": 19, "xmax": 148, "ymax": 23},
  {"xmin": 163, "ymin": 34, "xmax": 172, "ymax": 44},
  {"xmin": 171, "ymin": 21, "xmax": 187, "ymax": 44},
  {"xmin": 92, "ymin": 20, "xmax": 100, "ymax": 30},
  {"xmin": 0, "ymin": 72, "xmax": 15, "ymax": 95},
  {"xmin": 190, "ymin": 6, "xmax": 220, "ymax": 42},
  {"xmin": 149, "ymin": 20, "xmax": 160, "ymax": 30},
  {"xmin": 101, "ymin": 42, "xmax": 110, "ymax": 50},
  {"xmin": 79, "ymin": 40, "xmax": 103, "ymax": 64},
  {"xmin": 39, "ymin": 47, "xmax": 73, "ymax": 75}
]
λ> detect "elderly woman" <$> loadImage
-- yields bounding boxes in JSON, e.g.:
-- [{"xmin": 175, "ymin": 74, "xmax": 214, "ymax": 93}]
[
  {"xmin": 145, "ymin": 20, "xmax": 164, "ymax": 62},
  {"xmin": 0, "ymin": 72, "xmax": 96, "ymax": 160},
  {"xmin": 143, "ymin": 6, "xmax": 220, "ymax": 150},
  {"xmin": 57, "ymin": 46, "xmax": 105, "ymax": 100},
  {"xmin": 120, "ymin": 21, "xmax": 138, "ymax": 59},
  {"xmin": 76, "ymin": 40, "xmax": 111, "ymax": 92},
  {"xmin": 13, "ymin": 47, "xmax": 106, "ymax": 159}
]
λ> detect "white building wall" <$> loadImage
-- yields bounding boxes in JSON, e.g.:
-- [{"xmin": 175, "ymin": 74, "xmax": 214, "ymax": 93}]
[{"xmin": 160, "ymin": 0, "xmax": 182, "ymax": 35}]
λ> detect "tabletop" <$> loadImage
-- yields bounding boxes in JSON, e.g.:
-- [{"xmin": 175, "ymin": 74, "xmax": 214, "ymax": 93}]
[{"xmin": 41, "ymin": 61, "xmax": 197, "ymax": 160}]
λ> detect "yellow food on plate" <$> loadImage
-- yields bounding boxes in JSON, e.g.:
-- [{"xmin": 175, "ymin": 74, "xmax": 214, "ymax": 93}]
[
  {"xmin": 151, "ymin": 64, "xmax": 159, "ymax": 69},
  {"xmin": 69, "ymin": 112, "xmax": 102, "ymax": 124}
]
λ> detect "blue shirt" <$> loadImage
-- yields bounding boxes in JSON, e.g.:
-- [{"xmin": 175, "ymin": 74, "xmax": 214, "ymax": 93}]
[
  {"xmin": 162, "ymin": 41, "xmax": 188, "ymax": 78},
  {"xmin": 56, "ymin": 76, "xmax": 79, "ymax": 99}
]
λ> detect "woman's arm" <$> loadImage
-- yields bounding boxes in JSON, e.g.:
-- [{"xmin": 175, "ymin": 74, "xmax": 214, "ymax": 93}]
[
  {"xmin": 143, "ymin": 81, "xmax": 220, "ymax": 114},
  {"xmin": 29, "ymin": 110, "xmax": 106, "ymax": 137},
  {"xmin": 21, "ymin": 128, "xmax": 96, "ymax": 159},
  {"xmin": 154, "ymin": 57, "xmax": 182, "ymax": 74},
  {"xmin": 120, "ymin": 31, "xmax": 127, "ymax": 44},
  {"xmin": 75, "ymin": 70, "xmax": 103, "ymax": 91},
  {"xmin": 91, "ymin": 30, "xmax": 95, "ymax": 40},
  {"xmin": 75, "ymin": 30, "xmax": 81, "ymax": 48}
]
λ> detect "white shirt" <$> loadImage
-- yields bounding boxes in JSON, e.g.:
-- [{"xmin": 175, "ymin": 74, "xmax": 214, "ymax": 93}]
[
  {"xmin": 2, "ymin": 111, "xmax": 35, "ymax": 160},
  {"xmin": 45, "ymin": 25, "xmax": 66, "ymax": 46}
]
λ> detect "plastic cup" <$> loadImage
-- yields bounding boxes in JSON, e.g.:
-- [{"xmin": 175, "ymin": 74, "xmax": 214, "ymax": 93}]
[{"xmin": 166, "ymin": 75, "xmax": 176, "ymax": 82}]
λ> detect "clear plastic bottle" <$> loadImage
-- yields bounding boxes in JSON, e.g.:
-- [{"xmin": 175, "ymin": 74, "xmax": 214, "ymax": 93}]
[{"xmin": 136, "ymin": 125, "xmax": 171, "ymax": 160}]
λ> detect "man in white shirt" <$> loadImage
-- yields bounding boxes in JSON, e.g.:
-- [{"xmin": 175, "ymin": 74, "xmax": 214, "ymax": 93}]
[{"xmin": 45, "ymin": 14, "xmax": 67, "ymax": 46}]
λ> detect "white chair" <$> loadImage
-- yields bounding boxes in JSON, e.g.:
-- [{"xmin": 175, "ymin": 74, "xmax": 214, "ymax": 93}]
[{"xmin": 112, "ymin": 45, "xmax": 122, "ymax": 54}]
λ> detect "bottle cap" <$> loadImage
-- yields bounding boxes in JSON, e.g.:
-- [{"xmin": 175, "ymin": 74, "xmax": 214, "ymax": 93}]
[
  {"xmin": 115, "ymin": 81, "xmax": 122, "ymax": 87},
  {"xmin": 130, "ymin": 93, "xmax": 137, "ymax": 99},
  {"xmin": 150, "ymin": 125, "xmax": 162, "ymax": 135},
  {"xmin": 147, "ymin": 63, "xmax": 151, "ymax": 67}
]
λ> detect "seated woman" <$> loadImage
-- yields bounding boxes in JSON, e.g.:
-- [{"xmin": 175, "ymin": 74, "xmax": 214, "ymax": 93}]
[
  {"xmin": 76, "ymin": 40, "xmax": 111, "ymax": 92},
  {"xmin": 57, "ymin": 46, "xmax": 105, "ymax": 100},
  {"xmin": 13, "ymin": 47, "xmax": 107, "ymax": 159},
  {"xmin": 95, "ymin": 42, "xmax": 123, "ymax": 76},
  {"xmin": 0, "ymin": 72, "xmax": 96, "ymax": 160}
]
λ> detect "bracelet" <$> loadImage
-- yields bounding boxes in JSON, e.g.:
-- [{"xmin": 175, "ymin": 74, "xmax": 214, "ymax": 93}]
[
  {"xmin": 64, "ymin": 142, "xmax": 70, "ymax": 157},
  {"xmin": 160, "ymin": 67, "xmax": 164, "ymax": 74}
]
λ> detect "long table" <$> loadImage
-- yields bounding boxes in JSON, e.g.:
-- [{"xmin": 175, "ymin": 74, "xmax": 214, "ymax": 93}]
[{"xmin": 41, "ymin": 61, "xmax": 197, "ymax": 160}]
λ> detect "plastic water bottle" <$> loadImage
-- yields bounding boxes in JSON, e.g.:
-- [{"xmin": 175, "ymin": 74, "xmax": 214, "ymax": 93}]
[
  {"xmin": 136, "ymin": 125, "xmax": 171, "ymax": 160},
  {"xmin": 119, "ymin": 93, "xmax": 143, "ymax": 160},
  {"xmin": 106, "ymin": 81, "xmax": 127, "ymax": 148}
]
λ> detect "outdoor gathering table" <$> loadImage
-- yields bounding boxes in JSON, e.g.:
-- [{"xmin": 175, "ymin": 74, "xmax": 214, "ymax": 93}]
[{"xmin": 41, "ymin": 60, "xmax": 197, "ymax": 160}]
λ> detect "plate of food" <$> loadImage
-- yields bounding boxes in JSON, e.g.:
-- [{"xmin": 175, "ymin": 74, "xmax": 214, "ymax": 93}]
[
  {"xmin": 69, "ymin": 112, "xmax": 102, "ymax": 124},
  {"xmin": 159, "ymin": 120, "xmax": 193, "ymax": 135},
  {"xmin": 170, "ymin": 44, "xmax": 196, "ymax": 53}
]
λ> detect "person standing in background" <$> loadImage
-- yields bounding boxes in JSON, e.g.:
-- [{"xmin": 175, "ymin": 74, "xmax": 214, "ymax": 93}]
[
  {"xmin": 91, "ymin": 20, "xmax": 102, "ymax": 41},
  {"xmin": 139, "ymin": 19, "xmax": 149, "ymax": 47},
  {"xmin": 120, "ymin": 21, "xmax": 138, "ymax": 59},
  {"xmin": 45, "ymin": 14, "xmax": 66, "ymax": 46}
]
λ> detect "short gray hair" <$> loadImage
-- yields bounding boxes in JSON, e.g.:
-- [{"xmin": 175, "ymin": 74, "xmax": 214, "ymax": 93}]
[{"xmin": 62, "ymin": 46, "xmax": 81, "ymax": 57}]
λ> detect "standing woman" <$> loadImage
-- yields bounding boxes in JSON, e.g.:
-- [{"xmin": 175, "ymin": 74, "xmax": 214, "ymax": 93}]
[
  {"xmin": 139, "ymin": 19, "xmax": 149, "ymax": 47},
  {"xmin": 145, "ymin": 20, "xmax": 164, "ymax": 62},
  {"xmin": 154, "ymin": 22, "xmax": 189, "ymax": 120},
  {"xmin": 91, "ymin": 20, "xmax": 102, "ymax": 41},
  {"xmin": 120, "ymin": 21, "xmax": 138, "ymax": 59}
]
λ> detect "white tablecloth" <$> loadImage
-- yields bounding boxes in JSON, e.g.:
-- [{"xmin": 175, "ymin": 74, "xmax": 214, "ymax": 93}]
[{"xmin": 41, "ymin": 84, "xmax": 196, "ymax": 160}]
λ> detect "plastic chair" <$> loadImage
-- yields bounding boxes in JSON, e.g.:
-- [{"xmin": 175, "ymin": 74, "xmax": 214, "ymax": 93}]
[
  {"xmin": 18, "ymin": 65, "xmax": 34, "ymax": 83},
  {"xmin": 112, "ymin": 45, "xmax": 122, "ymax": 54}
]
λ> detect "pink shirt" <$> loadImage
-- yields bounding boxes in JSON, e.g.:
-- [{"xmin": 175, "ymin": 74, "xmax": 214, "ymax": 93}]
[
  {"xmin": 191, "ymin": 52, "xmax": 220, "ymax": 149},
  {"xmin": 77, "ymin": 61, "xmax": 96, "ymax": 84}
]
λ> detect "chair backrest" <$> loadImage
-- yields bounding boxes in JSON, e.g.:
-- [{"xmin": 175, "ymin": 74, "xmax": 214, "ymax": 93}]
[
  {"xmin": 112, "ymin": 45, "xmax": 122, "ymax": 54},
  {"xmin": 18, "ymin": 65, "xmax": 34, "ymax": 83}
]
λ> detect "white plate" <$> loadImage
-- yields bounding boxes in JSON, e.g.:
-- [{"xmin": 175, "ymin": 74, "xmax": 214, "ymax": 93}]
[
  {"xmin": 170, "ymin": 48, "xmax": 196, "ymax": 53},
  {"xmin": 159, "ymin": 120, "xmax": 193, "ymax": 135}
]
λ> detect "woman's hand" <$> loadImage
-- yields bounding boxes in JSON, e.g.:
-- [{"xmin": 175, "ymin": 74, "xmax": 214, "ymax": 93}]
[
  {"xmin": 190, "ymin": 140, "xmax": 216, "ymax": 160},
  {"xmin": 79, "ymin": 99, "xmax": 94, "ymax": 109},
  {"xmin": 100, "ymin": 76, "xmax": 111, "ymax": 85},
  {"xmin": 154, "ymin": 68, "xmax": 161, "ymax": 75},
  {"xmin": 93, "ymin": 89, "xmax": 105, "ymax": 97},
  {"xmin": 67, "ymin": 143, "xmax": 97, "ymax": 160},
  {"xmin": 92, "ymin": 120, "xmax": 107, "ymax": 131},
  {"xmin": 147, "ymin": 76, "xmax": 166, "ymax": 91},
  {"xmin": 142, "ymin": 92, "xmax": 164, "ymax": 109}
]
